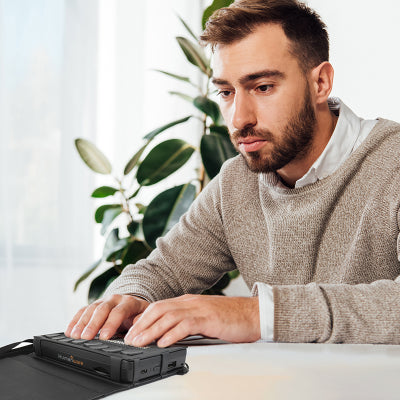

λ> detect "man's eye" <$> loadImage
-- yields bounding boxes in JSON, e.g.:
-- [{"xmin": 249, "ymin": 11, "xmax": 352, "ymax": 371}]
[
  {"xmin": 257, "ymin": 84, "xmax": 273, "ymax": 92},
  {"xmin": 217, "ymin": 90, "xmax": 232, "ymax": 98}
]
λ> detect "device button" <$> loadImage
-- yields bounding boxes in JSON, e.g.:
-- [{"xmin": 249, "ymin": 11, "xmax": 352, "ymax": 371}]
[
  {"xmin": 84, "ymin": 342, "xmax": 104, "ymax": 347},
  {"xmin": 59, "ymin": 338, "xmax": 74, "ymax": 343},
  {"xmin": 71, "ymin": 339, "xmax": 88, "ymax": 344},
  {"xmin": 44, "ymin": 333, "xmax": 64, "ymax": 339},
  {"xmin": 102, "ymin": 347, "xmax": 122, "ymax": 353},
  {"xmin": 87, "ymin": 344, "xmax": 109, "ymax": 350},
  {"xmin": 121, "ymin": 349, "xmax": 143, "ymax": 355}
]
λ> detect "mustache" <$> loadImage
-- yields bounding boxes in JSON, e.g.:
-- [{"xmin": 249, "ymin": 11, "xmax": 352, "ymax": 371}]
[{"xmin": 231, "ymin": 126, "xmax": 275, "ymax": 142}]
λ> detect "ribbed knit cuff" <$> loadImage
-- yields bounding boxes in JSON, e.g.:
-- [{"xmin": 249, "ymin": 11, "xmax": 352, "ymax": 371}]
[{"xmin": 273, "ymin": 283, "xmax": 332, "ymax": 343}]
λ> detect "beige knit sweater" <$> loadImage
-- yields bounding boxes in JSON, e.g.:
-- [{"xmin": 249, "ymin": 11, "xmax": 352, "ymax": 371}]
[{"xmin": 106, "ymin": 119, "xmax": 400, "ymax": 344}]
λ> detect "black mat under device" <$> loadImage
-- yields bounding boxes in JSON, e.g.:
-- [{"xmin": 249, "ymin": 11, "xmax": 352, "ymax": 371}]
[{"xmin": 0, "ymin": 333, "xmax": 188, "ymax": 400}]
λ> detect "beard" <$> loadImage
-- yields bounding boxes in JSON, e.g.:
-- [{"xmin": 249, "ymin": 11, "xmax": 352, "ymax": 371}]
[{"xmin": 230, "ymin": 85, "xmax": 316, "ymax": 174}]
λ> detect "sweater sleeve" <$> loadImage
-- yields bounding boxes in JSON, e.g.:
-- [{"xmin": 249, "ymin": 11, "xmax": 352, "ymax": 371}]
[
  {"xmin": 104, "ymin": 174, "xmax": 235, "ymax": 302},
  {"xmin": 273, "ymin": 207, "xmax": 400, "ymax": 344}
]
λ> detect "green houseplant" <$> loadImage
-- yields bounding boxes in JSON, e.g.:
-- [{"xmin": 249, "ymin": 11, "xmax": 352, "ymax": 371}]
[{"xmin": 74, "ymin": 0, "xmax": 238, "ymax": 303}]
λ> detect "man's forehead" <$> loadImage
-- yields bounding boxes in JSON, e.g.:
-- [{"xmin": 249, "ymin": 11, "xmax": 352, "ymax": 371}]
[{"xmin": 210, "ymin": 23, "xmax": 296, "ymax": 83}]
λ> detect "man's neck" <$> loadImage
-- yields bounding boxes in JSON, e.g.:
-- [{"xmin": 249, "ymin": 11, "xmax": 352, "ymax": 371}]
[{"xmin": 277, "ymin": 104, "xmax": 338, "ymax": 188}]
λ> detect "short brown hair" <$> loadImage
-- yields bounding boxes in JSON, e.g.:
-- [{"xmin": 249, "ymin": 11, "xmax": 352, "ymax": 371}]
[{"xmin": 200, "ymin": 0, "xmax": 329, "ymax": 72}]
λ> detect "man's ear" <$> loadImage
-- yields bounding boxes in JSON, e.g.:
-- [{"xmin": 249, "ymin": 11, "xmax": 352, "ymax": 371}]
[{"xmin": 309, "ymin": 62, "xmax": 334, "ymax": 104}]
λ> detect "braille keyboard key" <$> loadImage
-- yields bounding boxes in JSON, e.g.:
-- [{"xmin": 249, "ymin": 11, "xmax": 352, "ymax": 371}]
[
  {"xmin": 44, "ymin": 333, "xmax": 64, "ymax": 339},
  {"xmin": 84, "ymin": 342, "xmax": 105, "ymax": 347},
  {"xmin": 87, "ymin": 344, "xmax": 108, "ymax": 350},
  {"xmin": 59, "ymin": 338, "xmax": 74, "ymax": 343},
  {"xmin": 71, "ymin": 339, "xmax": 88, "ymax": 344},
  {"xmin": 121, "ymin": 349, "xmax": 143, "ymax": 355},
  {"xmin": 102, "ymin": 347, "xmax": 122, "ymax": 353}
]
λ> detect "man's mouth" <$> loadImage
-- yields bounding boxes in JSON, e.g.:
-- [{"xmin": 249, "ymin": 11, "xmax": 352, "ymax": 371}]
[{"xmin": 238, "ymin": 137, "xmax": 267, "ymax": 152}]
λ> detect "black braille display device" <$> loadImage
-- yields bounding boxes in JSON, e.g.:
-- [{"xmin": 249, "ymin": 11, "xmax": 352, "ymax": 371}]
[{"xmin": 33, "ymin": 333, "xmax": 188, "ymax": 386}]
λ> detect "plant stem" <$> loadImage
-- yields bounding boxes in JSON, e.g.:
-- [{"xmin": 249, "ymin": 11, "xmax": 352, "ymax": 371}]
[
  {"xmin": 114, "ymin": 175, "xmax": 134, "ymax": 223},
  {"xmin": 199, "ymin": 74, "xmax": 211, "ymax": 191}
]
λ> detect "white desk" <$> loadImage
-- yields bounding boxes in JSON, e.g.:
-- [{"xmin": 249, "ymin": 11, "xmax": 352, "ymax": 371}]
[{"xmin": 109, "ymin": 341, "xmax": 400, "ymax": 400}]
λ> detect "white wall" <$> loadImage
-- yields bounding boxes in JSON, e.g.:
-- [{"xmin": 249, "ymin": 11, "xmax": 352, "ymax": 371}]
[{"xmin": 306, "ymin": 0, "xmax": 400, "ymax": 121}]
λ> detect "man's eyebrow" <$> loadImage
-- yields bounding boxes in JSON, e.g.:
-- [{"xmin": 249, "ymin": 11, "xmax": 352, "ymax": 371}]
[
  {"xmin": 211, "ymin": 77, "xmax": 230, "ymax": 86},
  {"xmin": 239, "ymin": 69, "xmax": 285, "ymax": 85},
  {"xmin": 211, "ymin": 70, "xmax": 285, "ymax": 86}
]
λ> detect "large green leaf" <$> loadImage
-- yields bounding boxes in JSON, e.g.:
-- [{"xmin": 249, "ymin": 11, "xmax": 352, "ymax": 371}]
[
  {"xmin": 91, "ymin": 186, "xmax": 119, "ymax": 198},
  {"xmin": 143, "ymin": 183, "xmax": 197, "ymax": 248},
  {"xmin": 202, "ymin": 0, "xmax": 234, "ymax": 30},
  {"xmin": 95, "ymin": 204, "xmax": 122, "ymax": 223},
  {"xmin": 143, "ymin": 116, "xmax": 192, "ymax": 141},
  {"xmin": 75, "ymin": 138, "xmax": 112, "ymax": 175},
  {"xmin": 101, "ymin": 207, "xmax": 124, "ymax": 235},
  {"xmin": 88, "ymin": 266, "xmax": 120, "ymax": 303},
  {"xmin": 194, "ymin": 96, "xmax": 221, "ymax": 124},
  {"xmin": 73, "ymin": 258, "xmax": 102, "ymax": 292},
  {"xmin": 102, "ymin": 229, "xmax": 129, "ymax": 261},
  {"xmin": 200, "ymin": 133, "xmax": 237, "ymax": 179},
  {"xmin": 210, "ymin": 124, "xmax": 229, "ymax": 137},
  {"xmin": 121, "ymin": 240, "xmax": 151, "ymax": 267},
  {"xmin": 136, "ymin": 139, "xmax": 195, "ymax": 186},
  {"xmin": 176, "ymin": 37, "xmax": 211, "ymax": 77},
  {"xmin": 123, "ymin": 142, "xmax": 149, "ymax": 175}
]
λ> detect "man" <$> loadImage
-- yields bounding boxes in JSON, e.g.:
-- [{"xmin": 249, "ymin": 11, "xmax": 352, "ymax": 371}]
[{"xmin": 66, "ymin": 0, "xmax": 400, "ymax": 346}]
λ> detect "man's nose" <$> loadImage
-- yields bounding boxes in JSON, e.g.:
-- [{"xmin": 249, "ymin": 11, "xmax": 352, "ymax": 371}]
[{"xmin": 231, "ymin": 93, "xmax": 257, "ymax": 131}]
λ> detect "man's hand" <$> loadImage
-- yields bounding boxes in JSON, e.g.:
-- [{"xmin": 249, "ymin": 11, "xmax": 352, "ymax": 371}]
[
  {"xmin": 65, "ymin": 294, "xmax": 149, "ymax": 340},
  {"xmin": 124, "ymin": 294, "xmax": 260, "ymax": 348}
]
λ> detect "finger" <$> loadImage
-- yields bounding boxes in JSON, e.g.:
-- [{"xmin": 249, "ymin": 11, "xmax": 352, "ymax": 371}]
[
  {"xmin": 65, "ymin": 306, "xmax": 86, "ymax": 337},
  {"xmin": 157, "ymin": 319, "xmax": 198, "ymax": 348},
  {"xmin": 70, "ymin": 301, "xmax": 102, "ymax": 339},
  {"xmin": 99, "ymin": 298, "xmax": 146, "ymax": 340},
  {"xmin": 81, "ymin": 301, "xmax": 115, "ymax": 339},
  {"xmin": 125, "ymin": 301, "xmax": 171, "ymax": 342},
  {"xmin": 132, "ymin": 312, "xmax": 143, "ymax": 325},
  {"xmin": 126, "ymin": 310, "xmax": 184, "ymax": 347}
]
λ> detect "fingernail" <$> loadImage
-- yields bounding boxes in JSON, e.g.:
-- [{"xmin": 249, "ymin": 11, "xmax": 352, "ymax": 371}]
[
  {"xmin": 99, "ymin": 330, "xmax": 110, "ymax": 340},
  {"xmin": 81, "ymin": 328, "xmax": 92, "ymax": 339},
  {"xmin": 132, "ymin": 334, "xmax": 143, "ymax": 346},
  {"xmin": 71, "ymin": 326, "xmax": 81, "ymax": 338}
]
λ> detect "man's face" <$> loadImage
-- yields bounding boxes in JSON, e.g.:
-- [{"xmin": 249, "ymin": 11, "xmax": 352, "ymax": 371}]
[{"xmin": 212, "ymin": 23, "xmax": 317, "ymax": 174}]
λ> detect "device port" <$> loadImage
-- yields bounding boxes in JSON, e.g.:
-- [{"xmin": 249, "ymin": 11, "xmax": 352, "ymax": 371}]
[
  {"xmin": 94, "ymin": 367, "xmax": 109, "ymax": 377},
  {"xmin": 168, "ymin": 361, "xmax": 177, "ymax": 369}
]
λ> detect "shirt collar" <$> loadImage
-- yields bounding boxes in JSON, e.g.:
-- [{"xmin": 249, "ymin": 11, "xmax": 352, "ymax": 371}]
[
  {"xmin": 295, "ymin": 97, "xmax": 361, "ymax": 188},
  {"xmin": 260, "ymin": 98, "xmax": 362, "ymax": 189}
]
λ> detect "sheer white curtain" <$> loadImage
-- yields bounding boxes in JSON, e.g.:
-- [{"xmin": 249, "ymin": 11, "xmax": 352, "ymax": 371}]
[{"xmin": 0, "ymin": 0, "xmax": 203, "ymax": 345}]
